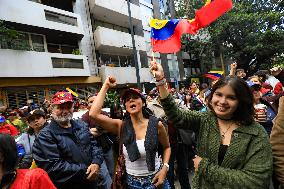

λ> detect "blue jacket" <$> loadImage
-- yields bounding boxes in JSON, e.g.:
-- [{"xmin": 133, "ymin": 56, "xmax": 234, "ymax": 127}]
[{"xmin": 33, "ymin": 119, "xmax": 103, "ymax": 189}]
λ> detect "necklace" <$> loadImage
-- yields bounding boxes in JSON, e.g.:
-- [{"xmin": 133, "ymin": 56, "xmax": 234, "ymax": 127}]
[{"xmin": 220, "ymin": 123, "xmax": 232, "ymax": 139}]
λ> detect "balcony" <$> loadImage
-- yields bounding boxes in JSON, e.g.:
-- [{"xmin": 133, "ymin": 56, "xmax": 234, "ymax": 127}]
[
  {"xmin": 90, "ymin": 0, "xmax": 142, "ymax": 28},
  {"xmin": 0, "ymin": 0, "xmax": 84, "ymax": 37},
  {"xmin": 95, "ymin": 26, "xmax": 146, "ymax": 54},
  {"xmin": 0, "ymin": 49, "xmax": 90, "ymax": 77},
  {"xmin": 99, "ymin": 67, "xmax": 152, "ymax": 84}
]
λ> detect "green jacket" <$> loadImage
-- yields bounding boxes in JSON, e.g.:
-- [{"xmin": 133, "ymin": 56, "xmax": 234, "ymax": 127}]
[{"xmin": 161, "ymin": 95, "xmax": 272, "ymax": 189}]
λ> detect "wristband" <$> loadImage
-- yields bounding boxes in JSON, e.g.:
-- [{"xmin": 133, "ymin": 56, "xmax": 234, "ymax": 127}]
[
  {"xmin": 155, "ymin": 78, "xmax": 166, "ymax": 86},
  {"xmin": 163, "ymin": 163, "xmax": 169, "ymax": 171}
]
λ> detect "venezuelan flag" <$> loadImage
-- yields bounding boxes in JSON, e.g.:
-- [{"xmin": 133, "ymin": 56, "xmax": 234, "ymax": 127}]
[
  {"xmin": 150, "ymin": 19, "xmax": 198, "ymax": 53},
  {"xmin": 150, "ymin": 0, "xmax": 233, "ymax": 53},
  {"xmin": 203, "ymin": 73, "xmax": 222, "ymax": 80},
  {"xmin": 203, "ymin": 70, "xmax": 224, "ymax": 80}
]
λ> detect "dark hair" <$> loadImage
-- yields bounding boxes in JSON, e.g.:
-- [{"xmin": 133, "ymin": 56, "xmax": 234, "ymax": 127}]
[
  {"xmin": 253, "ymin": 70, "xmax": 269, "ymax": 83},
  {"xmin": 207, "ymin": 76, "xmax": 255, "ymax": 125},
  {"xmin": 236, "ymin": 68, "xmax": 245, "ymax": 73},
  {"xmin": 0, "ymin": 134, "xmax": 18, "ymax": 172}
]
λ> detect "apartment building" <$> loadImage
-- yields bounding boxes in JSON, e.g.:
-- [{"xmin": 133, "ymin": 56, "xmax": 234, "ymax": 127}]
[
  {"xmin": 0, "ymin": 0, "xmax": 100, "ymax": 108},
  {"xmin": 90, "ymin": 0, "xmax": 152, "ymax": 87},
  {"xmin": 0, "ymin": 0, "xmax": 182, "ymax": 108}
]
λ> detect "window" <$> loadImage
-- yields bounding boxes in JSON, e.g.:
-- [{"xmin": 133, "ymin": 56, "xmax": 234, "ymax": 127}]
[
  {"xmin": 51, "ymin": 58, "xmax": 84, "ymax": 69},
  {"xmin": 45, "ymin": 10, "xmax": 77, "ymax": 26},
  {"xmin": 97, "ymin": 53, "xmax": 135, "ymax": 67},
  {"xmin": 47, "ymin": 43, "xmax": 77, "ymax": 54},
  {"xmin": 0, "ymin": 33, "xmax": 30, "ymax": 50},
  {"xmin": 109, "ymin": 55, "xmax": 120, "ymax": 67},
  {"xmin": 31, "ymin": 34, "xmax": 45, "ymax": 52},
  {"xmin": 0, "ymin": 32, "xmax": 45, "ymax": 52}
]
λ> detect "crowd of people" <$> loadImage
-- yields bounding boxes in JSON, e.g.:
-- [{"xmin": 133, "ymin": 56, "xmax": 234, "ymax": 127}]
[{"xmin": 0, "ymin": 62, "xmax": 283, "ymax": 189}]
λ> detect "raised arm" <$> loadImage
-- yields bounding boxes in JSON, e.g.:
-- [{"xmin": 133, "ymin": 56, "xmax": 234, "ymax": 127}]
[
  {"xmin": 229, "ymin": 62, "xmax": 237, "ymax": 76},
  {"xmin": 150, "ymin": 61, "xmax": 203, "ymax": 132},
  {"xmin": 89, "ymin": 76, "xmax": 122, "ymax": 135}
]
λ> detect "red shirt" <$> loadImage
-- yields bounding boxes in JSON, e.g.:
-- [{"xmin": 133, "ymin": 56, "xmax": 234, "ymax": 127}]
[
  {"xmin": 0, "ymin": 124, "xmax": 19, "ymax": 137},
  {"xmin": 10, "ymin": 168, "xmax": 56, "ymax": 189}
]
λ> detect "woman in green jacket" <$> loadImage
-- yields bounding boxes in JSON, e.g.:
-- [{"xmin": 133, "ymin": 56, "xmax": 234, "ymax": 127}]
[{"xmin": 150, "ymin": 62, "xmax": 272, "ymax": 189}]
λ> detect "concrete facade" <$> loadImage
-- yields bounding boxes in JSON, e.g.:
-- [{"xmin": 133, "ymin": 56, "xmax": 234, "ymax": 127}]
[
  {"xmin": 0, "ymin": 49, "xmax": 90, "ymax": 77},
  {"xmin": 0, "ymin": 0, "xmax": 84, "ymax": 35},
  {"xmin": 0, "ymin": 0, "xmax": 100, "ymax": 107}
]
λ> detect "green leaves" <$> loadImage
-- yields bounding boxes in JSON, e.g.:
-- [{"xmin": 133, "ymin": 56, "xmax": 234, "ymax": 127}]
[{"xmin": 104, "ymin": 91, "xmax": 119, "ymax": 108}]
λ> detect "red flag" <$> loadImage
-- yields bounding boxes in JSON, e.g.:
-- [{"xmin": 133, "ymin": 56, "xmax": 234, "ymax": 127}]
[{"xmin": 195, "ymin": 0, "xmax": 233, "ymax": 28}]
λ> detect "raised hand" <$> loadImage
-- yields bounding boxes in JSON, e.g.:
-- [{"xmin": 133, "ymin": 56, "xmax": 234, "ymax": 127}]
[
  {"xmin": 230, "ymin": 62, "xmax": 237, "ymax": 70},
  {"xmin": 104, "ymin": 76, "xmax": 117, "ymax": 88},
  {"xmin": 270, "ymin": 66, "xmax": 282, "ymax": 76},
  {"xmin": 150, "ymin": 60, "xmax": 164, "ymax": 81}
]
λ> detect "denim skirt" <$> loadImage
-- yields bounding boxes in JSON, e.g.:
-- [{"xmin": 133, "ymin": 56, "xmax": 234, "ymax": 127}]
[{"xmin": 126, "ymin": 173, "xmax": 170, "ymax": 189}]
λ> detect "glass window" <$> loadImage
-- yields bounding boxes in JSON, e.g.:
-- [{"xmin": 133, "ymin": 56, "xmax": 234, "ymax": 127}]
[
  {"xmin": 47, "ymin": 44, "xmax": 60, "ymax": 53},
  {"xmin": 31, "ymin": 34, "xmax": 45, "ymax": 52},
  {"xmin": 109, "ymin": 55, "xmax": 119, "ymax": 67},
  {"xmin": 61, "ymin": 45, "xmax": 75, "ymax": 54},
  {"xmin": 13, "ymin": 33, "xmax": 30, "ymax": 50},
  {"xmin": 51, "ymin": 58, "xmax": 84, "ymax": 69},
  {"xmin": 120, "ymin": 56, "xmax": 128, "ymax": 67},
  {"xmin": 45, "ymin": 10, "xmax": 77, "ymax": 26}
]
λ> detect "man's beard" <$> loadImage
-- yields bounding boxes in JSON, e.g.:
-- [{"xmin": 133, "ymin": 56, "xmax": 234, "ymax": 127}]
[{"xmin": 52, "ymin": 113, "xmax": 73, "ymax": 125}]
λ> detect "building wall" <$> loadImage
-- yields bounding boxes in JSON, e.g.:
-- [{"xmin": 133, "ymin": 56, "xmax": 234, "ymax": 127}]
[
  {"xmin": 73, "ymin": 0, "xmax": 98, "ymax": 75},
  {"xmin": 0, "ymin": 0, "xmax": 84, "ymax": 35},
  {"xmin": 0, "ymin": 49, "xmax": 90, "ymax": 77}
]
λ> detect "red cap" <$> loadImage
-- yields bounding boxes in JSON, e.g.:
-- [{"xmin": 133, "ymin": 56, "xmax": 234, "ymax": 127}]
[
  {"xmin": 51, "ymin": 91, "xmax": 73, "ymax": 105},
  {"xmin": 122, "ymin": 88, "xmax": 146, "ymax": 103}
]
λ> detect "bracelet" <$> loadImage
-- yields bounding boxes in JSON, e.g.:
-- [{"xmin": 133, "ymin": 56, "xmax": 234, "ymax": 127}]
[
  {"xmin": 155, "ymin": 78, "xmax": 167, "ymax": 86},
  {"xmin": 162, "ymin": 163, "xmax": 169, "ymax": 171}
]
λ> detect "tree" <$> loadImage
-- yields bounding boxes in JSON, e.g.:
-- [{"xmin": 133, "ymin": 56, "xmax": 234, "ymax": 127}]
[{"xmin": 176, "ymin": 0, "xmax": 284, "ymax": 73}]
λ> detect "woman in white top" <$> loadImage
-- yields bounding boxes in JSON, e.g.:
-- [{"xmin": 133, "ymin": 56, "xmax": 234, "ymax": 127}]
[{"xmin": 89, "ymin": 76, "xmax": 171, "ymax": 189}]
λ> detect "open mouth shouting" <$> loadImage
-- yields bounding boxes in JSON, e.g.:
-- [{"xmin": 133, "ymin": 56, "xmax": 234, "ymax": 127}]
[{"xmin": 130, "ymin": 104, "xmax": 137, "ymax": 110}]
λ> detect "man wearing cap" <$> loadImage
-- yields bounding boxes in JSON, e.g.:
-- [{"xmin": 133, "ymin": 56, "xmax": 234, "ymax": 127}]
[
  {"xmin": 0, "ymin": 115, "xmax": 19, "ymax": 137},
  {"xmin": 33, "ymin": 91, "xmax": 104, "ymax": 189}
]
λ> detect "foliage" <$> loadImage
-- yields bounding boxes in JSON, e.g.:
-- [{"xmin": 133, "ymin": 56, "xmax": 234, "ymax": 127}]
[
  {"xmin": 104, "ymin": 91, "xmax": 120, "ymax": 108},
  {"xmin": 0, "ymin": 20, "xmax": 30, "ymax": 51},
  {"xmin": 176, "ymin": 0, "xmax": 284, "ymax": 73},
  {"xmin": 72, "ymin": 49, "xmax": 82, "ymax": 55},
  {"xmin": 0, "ymin": 20, "xmax": 19, "ymax": 39}
]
